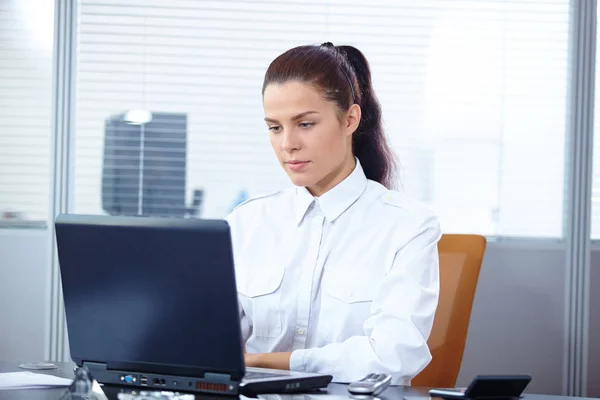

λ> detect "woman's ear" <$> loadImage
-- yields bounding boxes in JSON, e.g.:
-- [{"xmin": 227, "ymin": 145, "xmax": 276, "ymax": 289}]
[{"xmin": 344, "ymin": 104, "xmax": 361, "ymax": 137}]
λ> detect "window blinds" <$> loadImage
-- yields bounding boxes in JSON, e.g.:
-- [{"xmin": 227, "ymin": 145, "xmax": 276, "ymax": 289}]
[
  {"xmin": 0, "ymin": 0, "xmax": 54, "ymax": 224},
  {"xmin": 75, "ymin": 0, "xmax": 570, "ymax": 237}
]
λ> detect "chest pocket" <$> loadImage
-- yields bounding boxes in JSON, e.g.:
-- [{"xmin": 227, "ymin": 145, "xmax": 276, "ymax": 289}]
[
  {"xmin": 236, "ymin": 263, "xmax": 285, "ymax": 339},
  {"xmin": 320, "ymin": 268, "xmax": 381, "ymax": 342}
]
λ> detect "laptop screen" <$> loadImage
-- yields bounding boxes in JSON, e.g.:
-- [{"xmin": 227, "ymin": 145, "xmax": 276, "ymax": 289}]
[{"xmin": 55, "ymin": 215, "xmax": 245, "ymax": 379}]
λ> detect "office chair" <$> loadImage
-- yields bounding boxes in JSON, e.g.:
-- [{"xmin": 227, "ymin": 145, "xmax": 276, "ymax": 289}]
[{"xmin": 411, "ymin": 234, "xmax": 487, "ymax": 388}]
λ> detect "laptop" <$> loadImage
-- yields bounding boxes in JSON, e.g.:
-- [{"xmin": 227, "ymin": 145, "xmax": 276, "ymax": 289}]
[{"xmin": 54, "ymin": 214, "xmax": 333, "ymax": 395}]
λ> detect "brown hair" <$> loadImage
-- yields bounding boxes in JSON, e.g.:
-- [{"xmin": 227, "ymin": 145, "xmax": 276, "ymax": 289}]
[{"xmin": 262, "ymin": 42, "xmax": 398, "ymax": 189}]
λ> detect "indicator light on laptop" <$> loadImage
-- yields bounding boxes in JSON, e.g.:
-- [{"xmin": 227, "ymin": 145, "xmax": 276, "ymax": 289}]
[{"xmin": 195, "ymin": 381, "xmax": 229, "ymax": 392}]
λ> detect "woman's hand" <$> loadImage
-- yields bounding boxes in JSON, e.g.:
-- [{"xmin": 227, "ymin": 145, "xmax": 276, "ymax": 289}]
[{"xmin": 244, "ymin": 352, "xmax": 292, "ymax": 370}]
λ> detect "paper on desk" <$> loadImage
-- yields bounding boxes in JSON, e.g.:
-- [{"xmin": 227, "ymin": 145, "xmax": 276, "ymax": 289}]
[{"xmin": 0, "ymin": 371, "xmax": 73, "ymax": 390}]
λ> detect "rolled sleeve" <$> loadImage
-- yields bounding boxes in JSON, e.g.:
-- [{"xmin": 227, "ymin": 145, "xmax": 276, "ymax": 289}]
[{"xmin": 289, "ymin": 348, "xmax": 309, "ymax": 372}]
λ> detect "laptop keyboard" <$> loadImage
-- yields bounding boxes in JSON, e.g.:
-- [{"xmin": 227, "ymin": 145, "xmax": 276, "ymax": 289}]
[{"xmin": 244, "ymin": 370, "xmax": 288, "ymax": 380}]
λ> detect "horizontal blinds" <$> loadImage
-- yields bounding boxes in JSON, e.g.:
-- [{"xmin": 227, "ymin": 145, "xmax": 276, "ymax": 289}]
[
  {"xmin": 0, "ymin": 0, "xmax": 54, "ymax": 223},
  {"xmin": 76, "ymin": 0, "xmax": 570, "ymax": 237}
]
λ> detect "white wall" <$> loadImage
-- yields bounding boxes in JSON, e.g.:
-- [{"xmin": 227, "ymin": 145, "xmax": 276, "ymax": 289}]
[
  {"xmin": 0, "ymin": 229, "xmax": 49, "ymax": 361},
  {"xmin": 587, "ymin": 252, "xmax": 600, "ymax": 397},
  {"xmin": 456, "ymin": 243, "xmax": 567, "ymax": 395}
]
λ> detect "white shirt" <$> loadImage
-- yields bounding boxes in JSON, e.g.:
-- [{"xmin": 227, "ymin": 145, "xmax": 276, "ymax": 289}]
[{"xmin": 226, "ymin": 160, "xmax": 441, "ymax": 385}]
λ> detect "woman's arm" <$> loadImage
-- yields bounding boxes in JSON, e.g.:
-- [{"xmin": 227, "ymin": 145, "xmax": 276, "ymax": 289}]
[{"xmin": 245, "ymin": 352, "xmax": 292, "ymax": 370}]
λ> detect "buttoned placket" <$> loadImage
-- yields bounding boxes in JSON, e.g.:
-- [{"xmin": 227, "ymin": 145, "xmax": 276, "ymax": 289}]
[{"xmin": 292, "ymin": 201, "xmax": 326, "ymax": 350}]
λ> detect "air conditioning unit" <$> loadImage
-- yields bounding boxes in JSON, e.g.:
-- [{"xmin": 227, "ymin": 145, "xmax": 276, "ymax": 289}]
[{"xmin": 101, "ymin": 111, "xmax": 188, "ymax": 217}]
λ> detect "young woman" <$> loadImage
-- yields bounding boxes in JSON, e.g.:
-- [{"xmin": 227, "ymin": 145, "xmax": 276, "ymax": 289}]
[{"xmin": 226, "ymin": 42, "xmax": 441, "ymax": 385}]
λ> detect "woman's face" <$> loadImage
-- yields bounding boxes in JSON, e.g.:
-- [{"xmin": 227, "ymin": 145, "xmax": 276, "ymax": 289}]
[{"xmin": 263, "ymin": 80, "xmax": 360, "ymax": 196}]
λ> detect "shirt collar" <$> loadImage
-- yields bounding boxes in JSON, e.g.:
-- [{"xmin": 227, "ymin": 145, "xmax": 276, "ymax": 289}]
[{"xmin": 295, "ymin": 158, "xmax": 368, "ymax": 225}]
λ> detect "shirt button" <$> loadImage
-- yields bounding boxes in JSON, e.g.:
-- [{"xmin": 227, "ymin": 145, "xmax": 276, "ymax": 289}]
[
  {"xmin": 347, "ymin": 291, "xmax": 353, "ymax": 298},
  {"xmin": 297, "ymin": 328, "xmax": 305, "ymax": 335}
]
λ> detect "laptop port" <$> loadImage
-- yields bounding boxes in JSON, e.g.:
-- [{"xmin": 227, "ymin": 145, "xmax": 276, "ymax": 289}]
[
  {"xmin": 140, "ymin": 376, "xmax": 148, "ymax": 386},
  {"xmin": 153, "ymin": 378, "xmax": 160, "ymax": 385},
  {"xmin": 121, "ymin": 375, "xmax": 136, "ymax": 384}
]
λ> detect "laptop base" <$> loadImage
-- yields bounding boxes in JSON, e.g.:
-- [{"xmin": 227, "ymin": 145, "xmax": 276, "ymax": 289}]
[
  {"xmin": 84, "ymin": 362, "xmax": 239, "ymax": 395},
  {"xmin": 84, "ymin": 362, "xmax": 332, "ymax": 396}
]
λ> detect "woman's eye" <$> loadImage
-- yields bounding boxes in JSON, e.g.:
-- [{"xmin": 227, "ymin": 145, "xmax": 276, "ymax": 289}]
[
  {"xmin": 299, "ymin": 122, "xmax": 314, "ymax": 129},
  {"xmin": 268, "ymin": 126, "xmax": 282, "ymax": 133}
]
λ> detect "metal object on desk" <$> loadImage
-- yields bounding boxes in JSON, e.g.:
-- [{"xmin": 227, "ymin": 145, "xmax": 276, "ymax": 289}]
[
  {"xmin": 348, "ymin": 373, "xmax": 392, "ymax": 396},
  {"xmin": 59, "ymin": 366, "xmax": 109, "ymax": 400}
]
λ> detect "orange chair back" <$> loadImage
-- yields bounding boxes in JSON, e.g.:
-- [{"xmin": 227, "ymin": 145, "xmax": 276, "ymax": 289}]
[{"xmin": 412, "ymin": 234, "xmax": 487, "ymax": 387}]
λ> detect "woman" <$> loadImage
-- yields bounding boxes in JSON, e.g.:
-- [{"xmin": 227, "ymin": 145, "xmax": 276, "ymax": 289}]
[{"xmin": 226, "ymin": 42, "xmax": 441, "ymax": 385}]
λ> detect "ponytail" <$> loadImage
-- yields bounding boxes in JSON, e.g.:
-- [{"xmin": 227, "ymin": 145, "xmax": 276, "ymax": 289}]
[
  {"xmin": 337, "ymin": 45, "xmax": 397, "ymax": 189},
  {"xmin": 263, "ymin": 43, "xmax": 398, "ymax": 189}
]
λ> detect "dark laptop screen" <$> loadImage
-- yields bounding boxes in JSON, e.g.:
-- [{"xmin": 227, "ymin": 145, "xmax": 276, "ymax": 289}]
[{"xmin": 55, "ymin": 215, "xmax": 245, "ymax": 379}]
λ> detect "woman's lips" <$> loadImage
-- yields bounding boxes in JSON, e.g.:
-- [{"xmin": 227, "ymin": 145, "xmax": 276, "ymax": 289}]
[{"xmin": 286, "ymin": 161, "xmax": 310, "ymax": 171}]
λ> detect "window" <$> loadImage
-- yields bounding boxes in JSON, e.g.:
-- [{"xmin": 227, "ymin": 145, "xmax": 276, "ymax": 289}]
[
  {"xmin": 74, "ymin": 0, "xmax": 570, "ymax": 237},
  {"xmin": 0, "ymin": 0, "xmax": 54, "ymax": 224}
]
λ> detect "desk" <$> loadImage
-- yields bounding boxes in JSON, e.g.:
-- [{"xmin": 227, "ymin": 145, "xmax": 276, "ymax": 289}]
[{"xmin": 0, "ymin": 360, "xmax": 596, "ymax": 400}]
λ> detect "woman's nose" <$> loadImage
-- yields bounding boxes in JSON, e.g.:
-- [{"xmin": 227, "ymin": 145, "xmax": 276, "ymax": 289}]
[{"xmin": 281, "ymin": 130, "xmax": 301, "ymax": 152}]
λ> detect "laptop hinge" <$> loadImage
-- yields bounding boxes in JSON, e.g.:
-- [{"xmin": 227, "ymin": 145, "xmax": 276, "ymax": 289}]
[
  {"xmin": 82, "ymin": 361, "xmax": 107, "ymax": 371},
  {"xmin": 204, "ymin": 372, "xmax": 232, "ymax": 382},
  {"xmin": 78, "ymin": 362, "xmax": 108, "ymax": 378}
]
